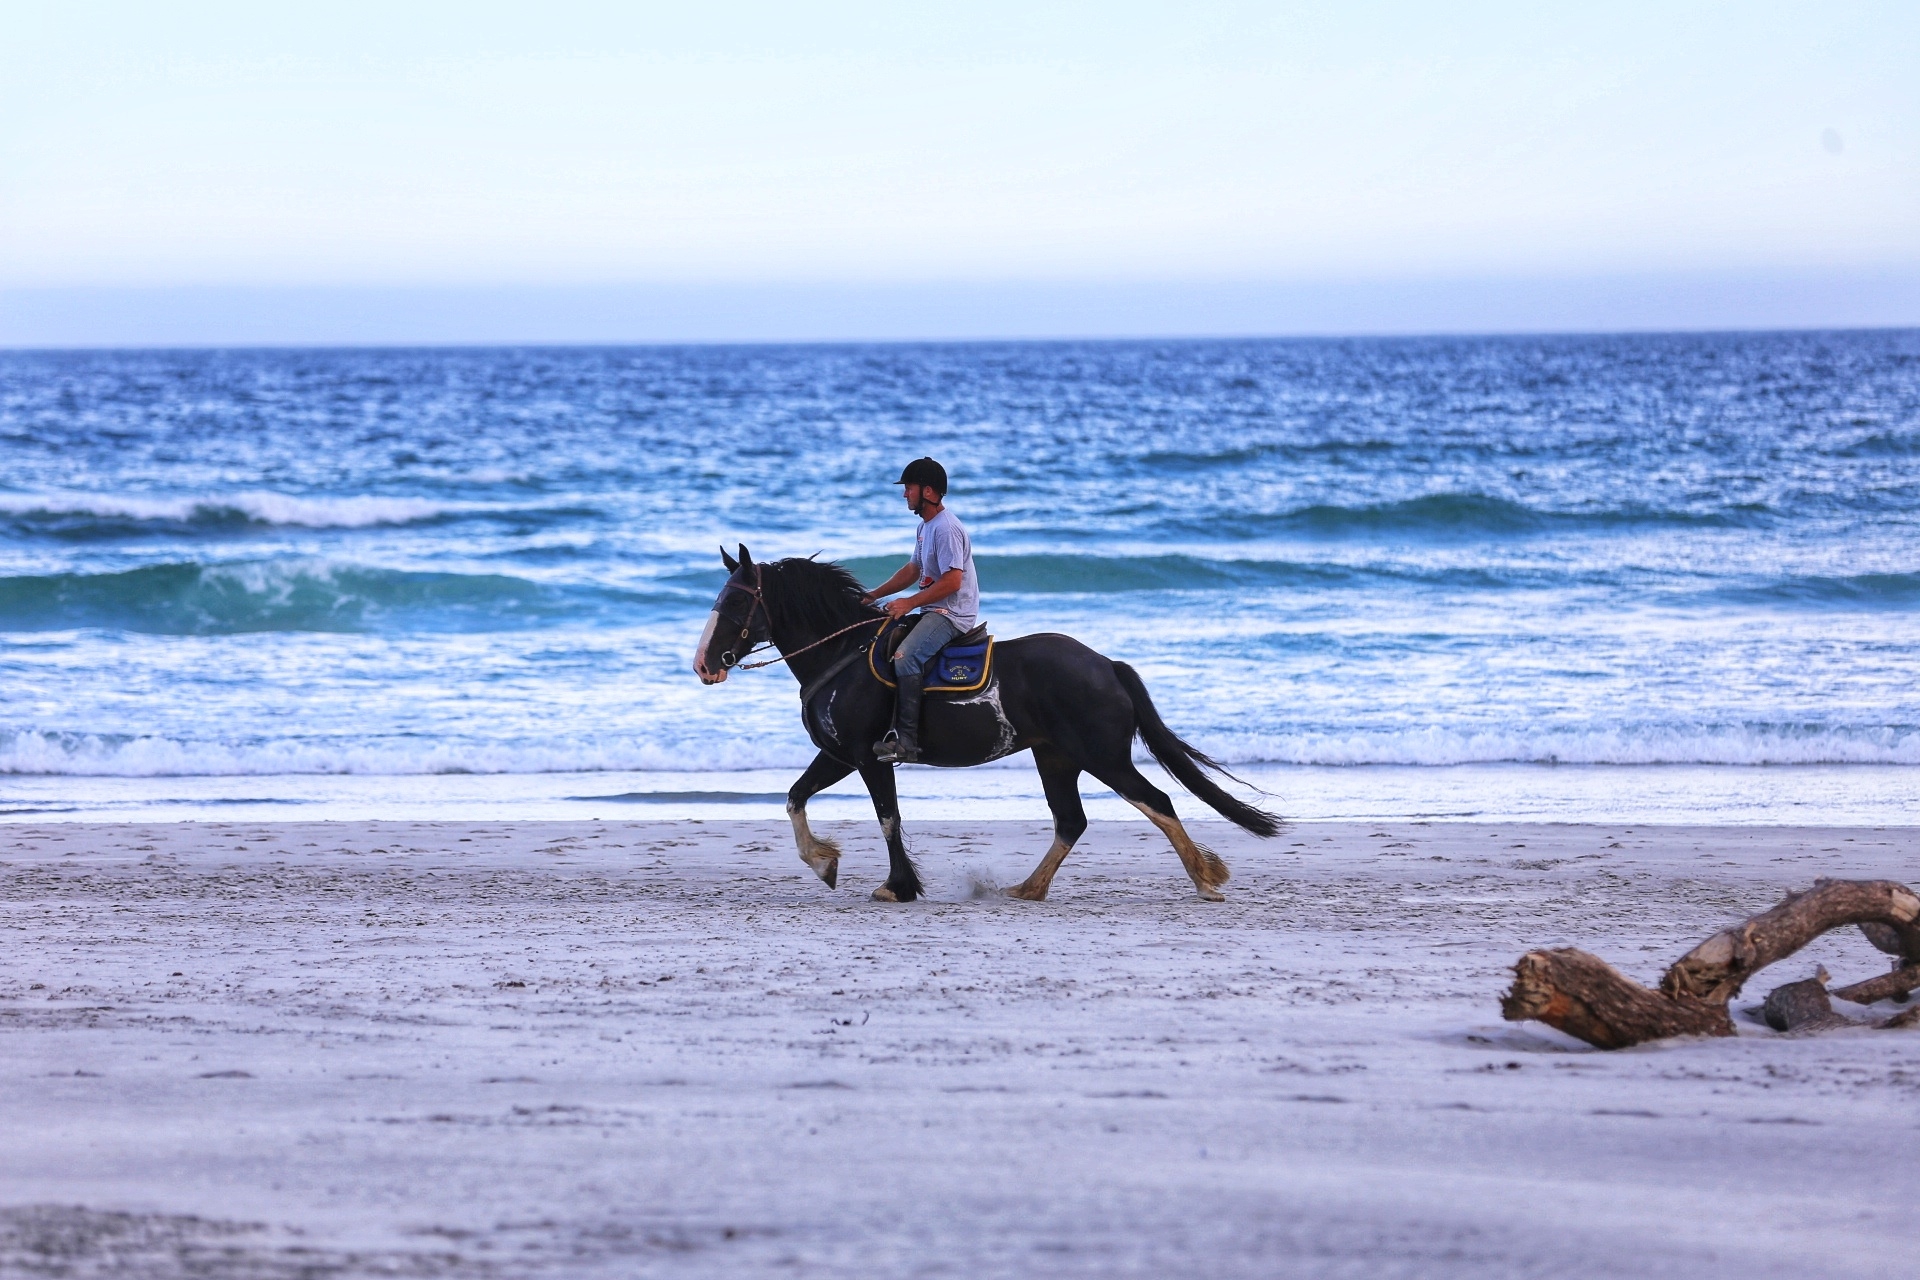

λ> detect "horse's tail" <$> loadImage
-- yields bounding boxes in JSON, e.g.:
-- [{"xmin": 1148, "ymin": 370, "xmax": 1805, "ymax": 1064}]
[{"xmin": 1112, "ymin": 661, "xmax": 1283, "ymax": 838}]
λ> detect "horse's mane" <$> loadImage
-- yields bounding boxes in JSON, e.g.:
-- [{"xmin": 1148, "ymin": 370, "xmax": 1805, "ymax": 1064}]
[{"xmin": 763, "ymin": 556, "xmax": 882, "ymax": 642}]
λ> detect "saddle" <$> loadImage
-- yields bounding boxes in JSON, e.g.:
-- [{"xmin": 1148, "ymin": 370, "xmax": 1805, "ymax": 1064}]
[{"xmin": 869, "ymin": 618, "xmax": 995, "ymax": 694}]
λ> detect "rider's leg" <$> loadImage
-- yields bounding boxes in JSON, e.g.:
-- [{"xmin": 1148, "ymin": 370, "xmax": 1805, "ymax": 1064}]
[{"xmin": 875, "ymin": 611, "xmax": 958, "ymax": 763}]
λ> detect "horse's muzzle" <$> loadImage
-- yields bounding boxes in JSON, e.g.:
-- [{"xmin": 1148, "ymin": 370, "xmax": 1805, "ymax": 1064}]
[{"xmin": 694, "ymin": 610, "xmax": 730, "ymax": 684}]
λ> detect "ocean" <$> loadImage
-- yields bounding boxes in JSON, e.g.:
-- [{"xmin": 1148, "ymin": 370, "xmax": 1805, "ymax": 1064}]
[{"xmin": 3, "ymin": 331, "xmax": 1917, "ymax": 824}]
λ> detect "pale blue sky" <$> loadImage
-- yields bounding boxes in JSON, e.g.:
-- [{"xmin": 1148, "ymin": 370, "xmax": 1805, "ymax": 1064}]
[{"xmin": 2, "ymin": 2, "xmax": 1914, "ymax": 342}]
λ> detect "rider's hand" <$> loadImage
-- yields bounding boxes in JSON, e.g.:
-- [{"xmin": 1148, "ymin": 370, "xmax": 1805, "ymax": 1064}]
[{"xmin": 884, "ymin": 598, "xmax": 915, "ymax": 620}]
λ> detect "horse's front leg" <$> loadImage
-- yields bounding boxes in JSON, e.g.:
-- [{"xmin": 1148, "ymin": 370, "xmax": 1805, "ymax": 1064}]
[
  {"xmin": 787, "ymin": 751, "xmax": 852, "ymax": 888},
  {"xmin": 857, "ymin": 759, "xmax": 923, "ymax": 902}
]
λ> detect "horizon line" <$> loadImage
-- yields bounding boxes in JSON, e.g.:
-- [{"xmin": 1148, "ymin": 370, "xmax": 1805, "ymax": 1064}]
[
  {"xmin": 6, "ymin": 322, "xmax": 1920, "ymax": 356},
  {"xmin": 7, "ymin": 271, "xmax": 1918, "ymax": 349}
]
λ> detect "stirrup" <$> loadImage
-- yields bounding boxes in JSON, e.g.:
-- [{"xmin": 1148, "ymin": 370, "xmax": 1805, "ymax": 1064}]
[{"xmin": 873, "ymin": 731, "xmax": 920, "ymax": 764}]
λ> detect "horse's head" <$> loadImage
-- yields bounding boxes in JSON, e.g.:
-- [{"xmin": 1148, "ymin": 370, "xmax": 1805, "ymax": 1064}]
[{"xmin": 694, "ymin": 543, "xmax": 771, "ymax": 684}]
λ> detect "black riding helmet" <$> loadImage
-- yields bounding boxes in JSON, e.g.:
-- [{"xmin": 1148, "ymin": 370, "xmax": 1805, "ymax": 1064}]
[{"xmin": 894, "ymin": 457, "xmax": 947, "ymax": 495}]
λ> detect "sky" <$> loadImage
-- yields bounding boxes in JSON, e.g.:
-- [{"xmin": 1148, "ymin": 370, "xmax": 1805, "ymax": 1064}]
[{"xmin": 2, "ymin": 2, "xmax": 1915, "ymax": 344}]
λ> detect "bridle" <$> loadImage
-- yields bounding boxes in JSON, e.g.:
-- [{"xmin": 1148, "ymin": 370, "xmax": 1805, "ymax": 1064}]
[
  {"xmin": 711, "ymin": 561, "xmax": 888, "ymax": 673},
  {"xmin": 712, "ymin": 563, "xmax": 773, "ymax": 670}
]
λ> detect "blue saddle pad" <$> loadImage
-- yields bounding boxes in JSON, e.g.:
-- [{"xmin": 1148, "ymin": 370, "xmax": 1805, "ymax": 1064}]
[{"xmin": 929, "ymin": 642, "xmax": 989, "ymax": 688}]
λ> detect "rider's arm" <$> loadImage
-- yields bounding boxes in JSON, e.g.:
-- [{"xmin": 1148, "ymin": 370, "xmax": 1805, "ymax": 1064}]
[
  {"xmin": 863, "ymin": 562, "xmax": 920, "ymax": 603},
  {"xmin": 894, "ymin": 568, "xmax": 963, "ymax": 610}
]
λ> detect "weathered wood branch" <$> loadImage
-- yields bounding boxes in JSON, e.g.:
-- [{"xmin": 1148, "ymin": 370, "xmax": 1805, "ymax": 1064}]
[
  {"xmin": 1500, "ymin": 949, "xmax": 1732, "ymax": 1048},
  {"xmin": 1502, "ymin": 878, "xmax": 1920, "ymax": 1050},
  {"xmin": 1831, "ymin": 964, "xmax": 1920, "ymax": 1006},
  {"xmin": 1658, "ymin": 880, "xmax": 1920, "ymax": 1003}
]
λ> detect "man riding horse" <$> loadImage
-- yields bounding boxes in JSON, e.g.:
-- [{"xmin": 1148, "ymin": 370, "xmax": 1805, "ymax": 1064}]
[
  {"xmin": 692, "ymin": 461, "xmax": 1280, "ymax": 903},
  {"xmin": 860, "ymin": 457, "xmax": 978, "ymax": 765}
]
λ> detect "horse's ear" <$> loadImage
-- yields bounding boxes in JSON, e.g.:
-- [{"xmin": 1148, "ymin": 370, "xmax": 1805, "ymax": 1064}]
[
  {"xmin": 720, "ymin": 545, "xmax": 738, "ymax": 573},
  {"xmin": 737, "ymin": 543, "xmax": 753, "ymax": 569}
]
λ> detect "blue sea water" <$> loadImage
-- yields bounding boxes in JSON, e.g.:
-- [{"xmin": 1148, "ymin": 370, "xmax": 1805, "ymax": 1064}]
[{"xmin": 2, "ymin": 332, "xmax": 1918, "ymax": 822}]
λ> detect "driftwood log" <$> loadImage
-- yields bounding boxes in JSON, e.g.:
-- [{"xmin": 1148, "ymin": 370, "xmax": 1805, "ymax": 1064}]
[
  {"xmin": 1760, "ymin": 968, "xmax": 1852, "ymax": 1033},
  {"xmin": 1501, "ymin": 879, "xmax": 1920, "ymax": 1049}
]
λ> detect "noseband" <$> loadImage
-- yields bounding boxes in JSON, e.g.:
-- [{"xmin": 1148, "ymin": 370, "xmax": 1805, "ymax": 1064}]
[{"xmin": 713, "ymin": 564, "xmax": 772, "ymax": 669}]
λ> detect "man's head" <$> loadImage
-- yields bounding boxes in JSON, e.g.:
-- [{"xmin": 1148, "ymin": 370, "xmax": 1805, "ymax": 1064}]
[{"xmin": 894, "ymin": 457, "xmax": 947, "ymax": 517}]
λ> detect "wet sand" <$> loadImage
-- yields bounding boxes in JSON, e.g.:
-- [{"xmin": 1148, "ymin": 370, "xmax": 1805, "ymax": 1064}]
[{"xmin": 2, "ymin": 818, "xmax": 1916, "ymax": 1277}]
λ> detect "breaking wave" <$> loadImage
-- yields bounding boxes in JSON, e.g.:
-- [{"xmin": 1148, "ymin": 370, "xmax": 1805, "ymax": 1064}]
[
  {"xmin": 841, "ymin": 553, "xmax": 1359, "ymax": 594},
  {"xmin": 0, "ymin": 490, "xmax": 534, "ymax": 535},
  {"xmin": 1163, "ymin": 493, "xmax": 1763, "ymax": 540},
  {"xmin": 0, "ymin": 562, "xmax": 668, "ymax": 634},
  {"xmin": 852, "ymin": 552, "xmax": 1920, "ymax": 604}
]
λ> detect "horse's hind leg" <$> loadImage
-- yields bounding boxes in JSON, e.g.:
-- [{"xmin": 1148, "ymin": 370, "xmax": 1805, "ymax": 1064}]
[
  {"xmin": 788, "ymin": 751, "xmax": 853, "ymax": 888},
  {"xmin": 1007, "ymin": 745, "xmax": 1087, "ymax": 902},
  {"xmin": 1088, "ymin": 761, "xmax": 1230, "ymax": 901}
]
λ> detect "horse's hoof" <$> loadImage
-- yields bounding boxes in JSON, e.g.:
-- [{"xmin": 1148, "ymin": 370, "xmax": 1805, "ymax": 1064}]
[
  {"xmin": 1196, "ymin": 885, "xmax": 1226, "ymax": 902},
  {"xmin": 1004, "ymin": 884, "xmax": 1046, "ymax": 902},
  {"xmin": 797, "ymin": 852, "xmax": 839, "ymax": 889},
  {"xmin": 870, "ymin": 885, "xmax": 900, "ymax": 902}
]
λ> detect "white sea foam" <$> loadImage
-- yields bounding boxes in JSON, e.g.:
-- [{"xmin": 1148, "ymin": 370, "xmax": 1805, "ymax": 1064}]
[
  {"xmin": 0, "ymin": 731, "xmax": 810, "ymax": 777},
  {"xmin": 218, "ymin": 492, "xmax": 459, "ymax": 527},
  {"xmin": 4, "ymin": 724, "xmax": 1918, "ymax": 777},
  {"xmin": 0, "ymin": 490, "xmax": 473, "ymax": 528},
  {"xmin": 1213, "ymin": 725, "xmax": 1920, "ymax": 767}
]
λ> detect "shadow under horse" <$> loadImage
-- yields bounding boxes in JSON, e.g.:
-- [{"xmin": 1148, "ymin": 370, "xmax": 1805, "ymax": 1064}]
[{"xmin": 693, "ymin": 546, "xmax": 1281, "ymax": 902}]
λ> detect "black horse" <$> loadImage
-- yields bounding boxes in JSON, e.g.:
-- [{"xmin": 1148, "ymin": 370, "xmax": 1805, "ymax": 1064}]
[{"xmin": 693, "ymin": 545, "xmax": 1280, "ymax": 902}]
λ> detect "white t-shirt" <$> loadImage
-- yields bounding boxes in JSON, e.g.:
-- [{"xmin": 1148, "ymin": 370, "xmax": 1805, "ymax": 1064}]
[{"xmin": 912, "ymin": 508, "xmax": 980, "ymax": 631}]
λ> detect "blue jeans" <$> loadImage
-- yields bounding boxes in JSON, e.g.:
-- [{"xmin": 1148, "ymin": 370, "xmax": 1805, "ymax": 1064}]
[{"xmin": 892, "ymin": 611, "xmax": 960, "ymax": 686}]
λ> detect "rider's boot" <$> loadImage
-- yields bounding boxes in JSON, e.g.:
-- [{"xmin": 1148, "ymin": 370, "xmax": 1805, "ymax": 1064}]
[{"xmin": 874, "ymin": 676, "xmax": 924, "ymax": 764}]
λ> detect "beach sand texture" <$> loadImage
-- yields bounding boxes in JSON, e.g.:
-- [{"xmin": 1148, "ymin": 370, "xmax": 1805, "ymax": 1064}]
[{"xmin": 3, "ymin": 818, "xmax": 1916, "ymax": 1277}]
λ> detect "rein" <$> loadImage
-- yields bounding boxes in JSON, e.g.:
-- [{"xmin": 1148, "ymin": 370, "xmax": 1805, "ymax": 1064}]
[{"xmin": 738, "ymin": 615, "xmax": 887, "ymax": 670}]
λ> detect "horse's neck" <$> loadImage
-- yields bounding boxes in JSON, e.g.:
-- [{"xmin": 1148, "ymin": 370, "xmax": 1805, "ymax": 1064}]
[{"xmin": 771, "ymin": 610, "xmax": 869, "ymax": 686}]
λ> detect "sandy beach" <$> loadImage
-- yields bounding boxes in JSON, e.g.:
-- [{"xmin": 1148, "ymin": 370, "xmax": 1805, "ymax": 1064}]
[{"xmin": 1, "ymin": 817, "xmax": 1916, "ymax": 1277}]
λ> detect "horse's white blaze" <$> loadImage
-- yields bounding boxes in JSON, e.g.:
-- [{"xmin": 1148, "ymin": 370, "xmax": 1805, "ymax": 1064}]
[{"xmin": 693, "ymin": 610, "xmax": 725, "ymax": 682}]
